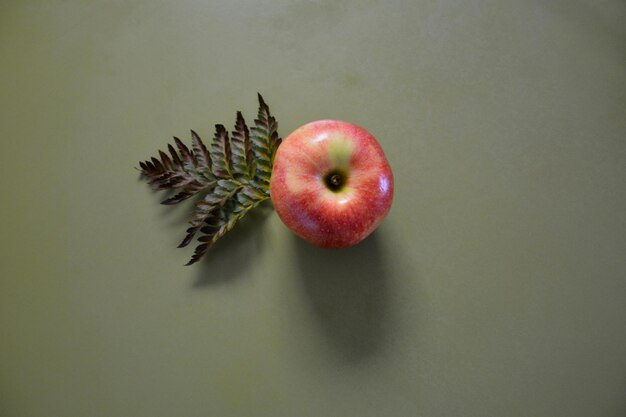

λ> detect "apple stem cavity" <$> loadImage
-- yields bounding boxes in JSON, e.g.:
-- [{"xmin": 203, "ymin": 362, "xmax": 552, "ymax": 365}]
[{"xmin": 324, "ymin": 170, "xmax": 346, "ymax": 192}]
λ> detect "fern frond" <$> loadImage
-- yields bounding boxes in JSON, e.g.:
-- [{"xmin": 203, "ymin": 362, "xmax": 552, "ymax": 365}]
[{"xmin": 138, "ymin": 94, "xmax": 280, "ymax": 265}]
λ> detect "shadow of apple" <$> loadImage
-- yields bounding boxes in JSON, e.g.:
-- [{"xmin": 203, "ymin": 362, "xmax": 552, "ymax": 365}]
[{"xmin": 294, "ymin": 231, "xmax": 390, "ymax": 362}]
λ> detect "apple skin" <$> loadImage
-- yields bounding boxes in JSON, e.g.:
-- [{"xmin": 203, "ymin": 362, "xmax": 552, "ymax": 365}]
[{"xmin": 270, "ymin": 120, "xmax": 394, "ymax": 248}]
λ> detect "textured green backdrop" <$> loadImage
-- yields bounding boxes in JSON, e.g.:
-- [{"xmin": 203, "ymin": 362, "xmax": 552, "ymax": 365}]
[{"xmin": 1, "ymin": 1, "xmax": 625, "ymax": 416}]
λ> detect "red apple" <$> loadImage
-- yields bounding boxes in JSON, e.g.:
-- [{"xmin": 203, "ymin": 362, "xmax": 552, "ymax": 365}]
[{"xmin": 270, "ymin": 120, "xmax": 394, "ymax": 248}]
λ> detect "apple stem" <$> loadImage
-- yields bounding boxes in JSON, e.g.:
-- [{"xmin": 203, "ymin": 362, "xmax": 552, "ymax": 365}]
[{"xmin": 329, "ymin": 174, "xmax": 342, "ymax": 187}]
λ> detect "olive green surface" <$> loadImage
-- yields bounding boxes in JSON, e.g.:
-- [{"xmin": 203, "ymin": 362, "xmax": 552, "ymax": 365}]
[{"xmin": 1, "ymin": 1, "xmax": 625, "ymax": 416}]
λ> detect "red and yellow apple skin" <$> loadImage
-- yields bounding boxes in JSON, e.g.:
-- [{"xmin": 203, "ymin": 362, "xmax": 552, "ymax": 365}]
[{"xmin": 270, "ymin": 120, "xmax": 394, "ymax": 248}]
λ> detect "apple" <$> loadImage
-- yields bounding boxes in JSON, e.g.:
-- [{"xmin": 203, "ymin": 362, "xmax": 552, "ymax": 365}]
[{"xmin": 270, "ymin": 120, "xmax": 394, "ymax": 248}]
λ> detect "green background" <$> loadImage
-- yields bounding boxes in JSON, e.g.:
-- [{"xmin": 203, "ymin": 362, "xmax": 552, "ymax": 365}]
[{"xmin": 1, "ymin": 1, "xmax": 625, "ymax": 416}]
